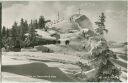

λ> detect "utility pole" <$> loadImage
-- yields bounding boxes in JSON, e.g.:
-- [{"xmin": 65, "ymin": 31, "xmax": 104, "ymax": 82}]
[
  {"xmin": 78, "ymin": 8, "xmax": 82, "ymax": 14},
  {"xmin": 57, "ymin": 11, "xmax": 60, "ymax": 21}
]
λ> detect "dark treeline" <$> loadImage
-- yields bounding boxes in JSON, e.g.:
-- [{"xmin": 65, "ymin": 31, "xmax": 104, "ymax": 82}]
[{"xmin": 1, "ymin": 16, "xmax": 53, "ymax": 51}]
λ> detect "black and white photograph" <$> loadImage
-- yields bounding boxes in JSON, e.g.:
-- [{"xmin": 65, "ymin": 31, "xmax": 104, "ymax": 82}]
[{"xmin": 0, "ymin": 0, "xmax": 127, "ymax": 82}]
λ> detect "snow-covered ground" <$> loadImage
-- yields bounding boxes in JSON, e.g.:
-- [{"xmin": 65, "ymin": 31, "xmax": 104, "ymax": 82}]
[
  {"xmin": 110, "ymin": 46, "xmax": 127, "ymax": 82},
  {"xmin": 2, "ymin": 43, "xmax": 127, "ymax": 82},
  {"xmin": 2, "ymin": 51, "xmax": 87, "ymax": 82}
]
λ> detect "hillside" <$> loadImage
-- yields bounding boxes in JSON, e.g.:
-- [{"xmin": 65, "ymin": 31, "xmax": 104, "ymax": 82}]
[
  {"xmin": 51, "ymin": 14, "xmax": 93, "ymax": 34},
  {"xmin": 2, "ymin": 12, "xmax": 127, "ymax": 82}
]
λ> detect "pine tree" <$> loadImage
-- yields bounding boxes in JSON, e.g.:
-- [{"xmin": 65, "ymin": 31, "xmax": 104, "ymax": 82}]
[
  {"xmin": 19, "ymin": 18, "xmax": 24, "ymax": 41},
  {"xmin": 11, "ymin": 22, "xmax": 21, "ymax": 48},
  {"xmin": 38, "ymin": 16, "xmax": 50, "ymax": 31},
  {"xmin": 19, "ymin": 18, "xmax": 28, "ymax": 41},
  {"xmin": 28, "ymin": 20, "xmax": 37, "ymax": 47},
  {"xmin": 24, "ymin": 20, "xmax": 29, "ymax": 33},
  {"xmin": 38, "ymin": 16, "xmax": 45, "ymax": 29},
  {"xmin": 33, "ymin": 19, "xmax": 38, "ymax": 29},
  {"xmin": 88, "ymin": 13, "xmax": 121, "ymax": 82},
  {"xmin": 6, "ymin": 28, "xmax": 9, "ymax": 38},
  {"xmin": 2, "ymin": 26, "xmax": 6, "ymax": 37},
  {"xmin": 95, "ymin": 12, "xmax": 108, "ymax": 36},
  {"xmin": 1, "ymin": 26, "xmax": 6, "ymax": 48},
  {"xmin": 11, "ymin": 22, "xmax": 18, "ymax": 37},
  {"xmin": 4, "ymin": 29, "xmax": 11, "ymax": 48}
]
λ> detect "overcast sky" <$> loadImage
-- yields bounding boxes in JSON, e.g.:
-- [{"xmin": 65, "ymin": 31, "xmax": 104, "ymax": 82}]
[{"xmin": 1, "ymin": 1, "xmax": 127, "ymax": 42}]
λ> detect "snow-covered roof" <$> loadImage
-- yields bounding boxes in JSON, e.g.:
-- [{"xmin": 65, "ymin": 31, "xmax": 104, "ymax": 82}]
[
  {"xmin": 35, "ymin": 29, "xmax": 56, "ymax": 40},
  {"xmin": 48, "ymin": 30, "xmax": 56, "ymax": 35}
]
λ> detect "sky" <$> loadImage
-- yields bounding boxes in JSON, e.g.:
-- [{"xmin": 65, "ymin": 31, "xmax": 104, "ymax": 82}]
[{"xmin": 1, "ymin": 1, "xmax": 127, "ymax": 42}]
